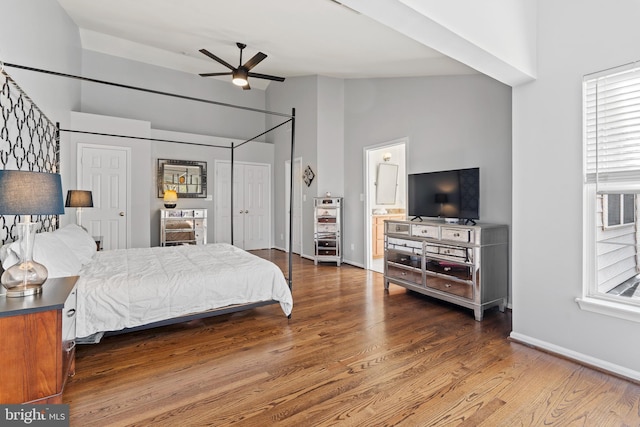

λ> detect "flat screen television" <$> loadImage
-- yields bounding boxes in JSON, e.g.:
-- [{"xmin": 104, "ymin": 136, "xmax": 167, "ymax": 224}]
[{"xmin": 408, "ymin": 167, "xmax": 479, "ymax": 222}]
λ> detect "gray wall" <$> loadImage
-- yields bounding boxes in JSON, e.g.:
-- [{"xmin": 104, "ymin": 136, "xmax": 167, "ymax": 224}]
[
  {"xmin": 344, "ymin": 75, "xmax": 512, "ymax": 271},
  {"xmin": 512, "ymin": 0, "xmax": 640, "ymax": 377},
  {"xmin": 317, "ymin": 76, "xmax": 345, "ymax": 197},
  {"xmin": 266, "ymin": 75, "xmax": 319, "ymax": 254},
  {"xmin": 80, "ymin": 51, "xmax": 266, "ymax": 141},
  {"xmin": 1, "ymin": 0, "xmax": 82, "ymax": 221}
]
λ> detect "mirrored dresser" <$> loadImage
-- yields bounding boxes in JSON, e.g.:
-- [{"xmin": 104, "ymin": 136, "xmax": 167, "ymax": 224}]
[{"xmin": 160, "ymin": 208, "xmax": 207, "ymax": 246}]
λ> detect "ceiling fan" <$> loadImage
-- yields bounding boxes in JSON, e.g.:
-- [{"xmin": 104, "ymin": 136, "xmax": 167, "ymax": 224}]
[{"xmin": 199, "ymin": 42, "xmax": 285, "ymax": 90}]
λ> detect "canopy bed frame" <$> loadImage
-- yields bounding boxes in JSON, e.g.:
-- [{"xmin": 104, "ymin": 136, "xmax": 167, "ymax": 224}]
[{"xmin": 0, "ymin": 60, "xmax": 296, "ymax": 336}]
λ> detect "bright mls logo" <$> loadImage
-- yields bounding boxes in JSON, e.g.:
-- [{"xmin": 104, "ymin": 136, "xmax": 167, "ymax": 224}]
[{"xmin": 1, "ymin": 405, "xmax": 69, "ymax": 426}]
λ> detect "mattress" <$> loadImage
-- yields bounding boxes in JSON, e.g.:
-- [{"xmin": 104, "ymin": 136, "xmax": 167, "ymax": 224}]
[{"xmin": 75, "ymin": 243, "xmax": 293, "ymax": 338}]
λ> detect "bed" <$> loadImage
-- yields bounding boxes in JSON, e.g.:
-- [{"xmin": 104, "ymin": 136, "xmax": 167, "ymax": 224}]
[
  {"xmin": 0, "ymin": 224, "xmax": 293, "ymax": 341},
  {"xmin": 0, "ymin": 65, "xmax": 297, "ymax": 343}
]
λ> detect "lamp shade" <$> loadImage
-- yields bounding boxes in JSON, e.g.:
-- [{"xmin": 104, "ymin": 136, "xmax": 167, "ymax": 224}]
[
  {"xmin": 0, "ymin": 170, "xmax": 64, "ymax": 215},
  {"xmin": 163, "ymin": 189, "xmax": 178, "ymax": 203},
  {"xmin": 163, "ymin": 189, "xmax": 178, "ymax": 208},
  {"xmin": 65, "ymin": 190, "xmax": 93, "ymax": 208}
]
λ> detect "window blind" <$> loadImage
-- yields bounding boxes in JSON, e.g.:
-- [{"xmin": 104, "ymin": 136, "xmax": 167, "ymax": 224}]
[{"xmin": 585, "ymin": 63, "xmax": 640, "ymax": 189}]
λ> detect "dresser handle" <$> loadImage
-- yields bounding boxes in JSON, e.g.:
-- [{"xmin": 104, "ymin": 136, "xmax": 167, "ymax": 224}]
[{"xmin": 67, "ymin": 308, "xmax": 76, "ymax": 317}]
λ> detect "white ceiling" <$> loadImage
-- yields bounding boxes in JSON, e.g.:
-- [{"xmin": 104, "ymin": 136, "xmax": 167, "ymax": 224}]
[{"xmin": 56, "ymin": 0, "xmax": 477, "ymax": 90}]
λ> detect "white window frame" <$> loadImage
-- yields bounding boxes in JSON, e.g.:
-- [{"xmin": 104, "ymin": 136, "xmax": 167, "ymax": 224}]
[
  {"xmin": 602, "ymin": 193, "xmax": 635, "ymax": 229},
  {"xmin": 579, "ymin": 62, "xmax": 640, "ymax": 322}
]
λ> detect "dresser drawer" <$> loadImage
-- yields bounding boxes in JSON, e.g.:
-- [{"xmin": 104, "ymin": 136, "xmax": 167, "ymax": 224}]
[
  {"xmin": 386, "ymin": 264, "xmax": 422, "ymax": 285},
  {"xmin": 317, "ymin": 223, "xmax": 337, "ymax": 233},
  {"xmin": 317, "ymin": 239, "xmax": 337, "ymax": 248},
  {"xmin": 317, "ymin": 248, "xmax": 338, "ymax": 256},
  {"xmin": 386, "ymin": 222, "xmax": 410, "ymax": 235},
  {"xmin": 318, "ymin": 217, "xmax": 337, "ymax": 224},
  {"xmin": 412, "ymin": 224, "xmax": 439, "ymax": 239},
  {"xmin": 317, "ymin": 207, "xmax": 337, "ymax": 217},
  {"xmin": 441, "ymin": 227, "xmax": 472, "ymax": 243}
]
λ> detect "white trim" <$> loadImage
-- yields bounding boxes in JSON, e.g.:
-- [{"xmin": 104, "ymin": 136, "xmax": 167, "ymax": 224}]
[
  {"xmin": 510, "ymin": 331, "xmax": 640, "ymax": 382},
  {"xmin": 575, "ymin": 296, "xmax": 640, "ymax": 322}
]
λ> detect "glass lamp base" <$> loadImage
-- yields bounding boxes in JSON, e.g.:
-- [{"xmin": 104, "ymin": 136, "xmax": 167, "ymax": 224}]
[
  {"xmin": 4, "ymin": 283, "xmax": 43, "ymax": 297},
  {"xmin": 1, "ymin": 260, "xmax": 48, "ymax": 298}
]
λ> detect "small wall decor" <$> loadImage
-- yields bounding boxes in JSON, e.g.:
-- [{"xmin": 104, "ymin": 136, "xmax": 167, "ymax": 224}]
[{"xmin": 303, "ymin": 165, "xmax": 315, "ymax": 187}]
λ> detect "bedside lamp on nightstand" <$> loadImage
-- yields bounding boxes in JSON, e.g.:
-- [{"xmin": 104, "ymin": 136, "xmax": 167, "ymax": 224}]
[
  {"xmin": 0, "ymin": 170, "xmax": 65, "ymax": 297},
  {"xmin": 65, "ymin": 190, "xmax": 93, "ymax": 229}
]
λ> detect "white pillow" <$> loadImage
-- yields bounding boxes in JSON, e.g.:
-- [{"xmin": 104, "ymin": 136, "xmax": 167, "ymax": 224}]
[
  {"xmin": 0, "ymin": 242, "xmax": 19, "ymax": 269},
  {"xmin": 1, "ymin": 232, "xmax": 83, "ymax": 278},
  {"xmin": 33, "ymin": 232, "xmax": 83, "ymax": 278},
  {"xmin": 53, "ymin": 224, "xmax": 97, "ymax": 265}
]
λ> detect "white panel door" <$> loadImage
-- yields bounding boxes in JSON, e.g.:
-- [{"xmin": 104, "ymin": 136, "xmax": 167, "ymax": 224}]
[
  {"xmin": 215, "ymin": 161, "xmax": 271, "ymax": 250},
  {"xmin": 78, "ymin": 144, "xmax": 129, "ymax": 250},
  {"xmin": 242, "ymin": 164, "xmax": 270, "ymax": 250}
]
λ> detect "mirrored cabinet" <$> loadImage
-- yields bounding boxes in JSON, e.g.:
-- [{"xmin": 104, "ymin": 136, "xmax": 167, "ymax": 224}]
[
  {"xmin": 384, "ymin": 219, "xmax": 508, "ymax": 321},
  {"xmin": 160, "ymin": 208, "xmax": 207, "ymax": 246},
  {"xmin": 314, "ymin": 197, "xmax": 342, "ymax": 266}
]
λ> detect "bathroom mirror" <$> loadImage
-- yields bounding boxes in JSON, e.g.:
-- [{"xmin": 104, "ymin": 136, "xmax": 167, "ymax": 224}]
[
  {"xmin": 157, "ymin": 159, "xmax": 207, "ymax": 198},
  {"xmin": 376, "ymin": 163, "xmax": 398, "ymax": 204}
]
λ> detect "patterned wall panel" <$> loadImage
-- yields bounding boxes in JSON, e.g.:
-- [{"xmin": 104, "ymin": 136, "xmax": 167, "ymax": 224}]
[{"xmin": 0, "ymin": 69, "xmax": 60, "ymax": 244}]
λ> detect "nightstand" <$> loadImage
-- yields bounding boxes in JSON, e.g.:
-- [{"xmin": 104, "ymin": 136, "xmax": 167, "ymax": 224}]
[{"xmin": 0, "ymin": 276, "xmax": 78, "ymax": 404}]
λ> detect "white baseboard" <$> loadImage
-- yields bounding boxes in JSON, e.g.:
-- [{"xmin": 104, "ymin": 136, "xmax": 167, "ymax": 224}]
[{"xmin": 509, "ymin": 332, "xmax": 640, "ymax": 382}]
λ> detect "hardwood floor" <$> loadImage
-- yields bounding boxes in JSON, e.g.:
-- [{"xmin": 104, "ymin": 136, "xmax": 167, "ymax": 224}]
[{"xmin": 65, "ymin": 250, "xmax": 640, "ymax": 426}]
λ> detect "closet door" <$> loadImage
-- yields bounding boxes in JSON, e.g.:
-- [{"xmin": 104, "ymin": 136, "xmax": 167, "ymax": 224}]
[{"xmin": 215, "ymin": 161, "xmax": 271, "ymax": 250}]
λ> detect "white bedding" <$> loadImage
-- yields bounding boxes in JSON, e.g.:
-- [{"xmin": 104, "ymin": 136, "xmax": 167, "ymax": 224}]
[{"xmin": 75, "ymin": 243, "xmax": 293, "ymax": 338}]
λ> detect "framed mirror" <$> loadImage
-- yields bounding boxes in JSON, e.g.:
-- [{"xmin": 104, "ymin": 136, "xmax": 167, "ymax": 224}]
[
  {"xmin": 157, "ymin": 159, "xmax": 207, "ymax": 198},
  {"xmin": 376, "ymin": 163, "xmax": 398, "ymax": 204}
]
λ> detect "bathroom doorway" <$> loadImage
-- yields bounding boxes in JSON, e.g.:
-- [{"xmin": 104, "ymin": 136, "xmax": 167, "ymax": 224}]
[{"xmin": 364, "ymin": 139, "xmax": 407, "ymax": 273}]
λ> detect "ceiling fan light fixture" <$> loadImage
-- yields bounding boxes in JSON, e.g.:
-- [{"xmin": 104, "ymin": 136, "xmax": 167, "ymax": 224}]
[{"xmin": 232, "ymin": 68, "xmax": 248, "ymax": 86}]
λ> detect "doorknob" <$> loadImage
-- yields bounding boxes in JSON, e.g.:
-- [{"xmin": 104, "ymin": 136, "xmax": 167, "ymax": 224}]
[{"xmin": 119, "ymin": 212, "xmax": 125, "ymax": 216}]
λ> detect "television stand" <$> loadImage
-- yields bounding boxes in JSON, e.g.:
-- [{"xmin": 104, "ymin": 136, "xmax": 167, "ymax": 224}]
[{"xmin": 383, "ymin": 218, "xmax": 508, "ymax": 321}]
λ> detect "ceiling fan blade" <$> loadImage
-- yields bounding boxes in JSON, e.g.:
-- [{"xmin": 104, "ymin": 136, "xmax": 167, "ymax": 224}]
[
  {"xmin": 199, "ymin": 49, "xmax": 235, "ymax": 70},
  {"xmin": 199, "ymin": 72, "xmax": 232, "ymax": 77},
  {"xmin": 242, "ymin": 52, "xmax": 267, "ymax": 71},
  {"xmin": 248, "ymin": 72, "xmax": 285, "ymax": 82}
]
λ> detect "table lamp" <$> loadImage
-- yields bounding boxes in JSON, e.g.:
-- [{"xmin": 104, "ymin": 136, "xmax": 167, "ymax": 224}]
[
  {"xmin": 65, "ymin": 190, "xmax": 93, "ymax": 228},
  {"xmin": 163, "ymin": 189, "xmax": 178, "ymax": 208},
  {"xmin": 0, "ymin": 170, "xmax": 64, "ymax": 297}
]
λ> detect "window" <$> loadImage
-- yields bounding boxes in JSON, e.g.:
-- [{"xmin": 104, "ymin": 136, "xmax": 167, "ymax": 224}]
[
  {"xmin": 580, "ymin": 62, "xmax": 640, "ymax": 321},
  {"xmin": 603, "ymin": 193, "xmax": 635, "ymax": 228}
]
